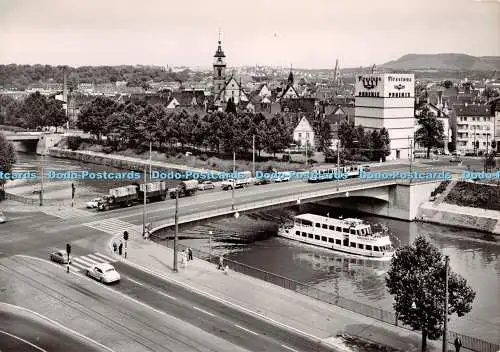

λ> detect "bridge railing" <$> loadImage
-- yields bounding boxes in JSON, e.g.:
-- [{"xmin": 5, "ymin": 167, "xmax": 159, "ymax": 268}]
[{"xmin": 160, "ymin": 241, "xmax": 499, "ymax": 352}]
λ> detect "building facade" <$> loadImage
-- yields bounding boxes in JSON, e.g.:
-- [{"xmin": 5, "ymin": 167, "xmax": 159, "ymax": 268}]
[
  {"xmin": 213, "ymin": 40, "xmax": 226, "ymax": 96},
  {"xmin": 354, "ymin": 73, "xmax": 415, "ymax": 160},
  {"xmin": 293, "ymin": 116, "xmax": 314, "ymax": 148},
  {"xmin": 454, "ymin": 103, "xmax": 494, "ymax": 154}
]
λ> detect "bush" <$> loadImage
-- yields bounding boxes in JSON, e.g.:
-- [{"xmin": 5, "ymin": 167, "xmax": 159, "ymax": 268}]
[
  {"xmin": 199, "ymin": 153, "xmax": 208, "ymax": 161},
  {"xmin": 66, "ymin": 136, "xmax": 83, "ymax": 150},
  {"xmin": 102, "ymin": 146, "xmax": 114, "ymax": 154}
]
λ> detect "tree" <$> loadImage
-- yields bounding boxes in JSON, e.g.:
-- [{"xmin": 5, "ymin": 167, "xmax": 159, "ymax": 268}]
[
  {"xmin": 386, "ymin": 236, "xmax": 475, "ymax": 352},
  {"xmin": 225, "ymin": 97, "xmax": 237, "ymax": 114},
  {"xmin": 0, "ymin": 133, "xmax": 17, "ymax": 188},
  {"xmin": 44, "ymin": 99, "xmax": 67, "ymax": 131},
  {"xmin": 442, "ymin": 80, "xmax": 453, "ymax": 89},
  {"xmin": 484, "ymin": 152, "xmax": 497, "ymax": 172},
  {"xmin": 415, "ymin": 107, "xmax": 445, "ymax": 158},
  {"xmin": 21, "ymin": 92, "xmax": 48, "ymax": 128},
  {"xmin": 77, "ymin": 96, "xmax": 119, "ymax": 139},
  {"xmin": 482, "ymin": 87, "xmax": 499, "ymax": 101}
]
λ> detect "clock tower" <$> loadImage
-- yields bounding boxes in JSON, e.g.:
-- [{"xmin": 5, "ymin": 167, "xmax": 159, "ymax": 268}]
[{"xmin": 213, "ymin": 35, "xmax": 226, "ymax": 96}]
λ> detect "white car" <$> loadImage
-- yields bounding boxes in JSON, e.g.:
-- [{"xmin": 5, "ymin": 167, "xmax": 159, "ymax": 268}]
[
  {"xmin": 274, "ymin": 172, "xmax": 291, "ymax": 182},
  {"xmin": 198, "ymin": 181, "xmax": 215, "ymax": 190},
  {"xmin": 86, "ymin": 198, "xmax": 101, "ymax": 208},
  {"xmin": 0, "ymin": 211, "xmax": 5, "ymax": 223},
  {"xmin": 86, "ymin": 263, "xmax": 120, "ymax": 283}
]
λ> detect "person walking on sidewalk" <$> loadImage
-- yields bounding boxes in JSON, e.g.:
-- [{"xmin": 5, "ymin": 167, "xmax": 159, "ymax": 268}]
[
  {"xmin": 217, "ymin": 255, "xmax": 223, "ymax": 270},
  {"xmin": 454, "ymin": 337, "xmax": 462, "ymax": 352},
  {"xmin": 112, "ymin": 242, "xmax": 117, "ymax": 253},
  {"xmin": 188, "ymin": 247, "xmax": 193, "ymax": 261},
  {"xmin": 118, "ymin": 242, "xmax": 123, "ymax": 256}
]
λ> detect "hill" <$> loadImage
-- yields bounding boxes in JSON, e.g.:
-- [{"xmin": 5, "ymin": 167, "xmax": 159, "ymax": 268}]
[{"xmin": 380, "ymin": 53, "xmax": 500, "ymax": 71}]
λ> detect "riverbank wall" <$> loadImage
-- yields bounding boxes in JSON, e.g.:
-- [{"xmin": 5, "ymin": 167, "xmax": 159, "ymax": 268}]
[
  {"xmin": 47, "ymin": 148, "xmax": 219, "ymax": 175},
  {"xmin": 417, "ymin": 201, "xmax": 500, "ymax": 235}
]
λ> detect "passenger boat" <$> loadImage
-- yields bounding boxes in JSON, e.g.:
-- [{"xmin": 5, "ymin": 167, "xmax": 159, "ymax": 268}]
[{"xmin": 278, "ymin": 213, "xmax": 395, "ymax": 258}]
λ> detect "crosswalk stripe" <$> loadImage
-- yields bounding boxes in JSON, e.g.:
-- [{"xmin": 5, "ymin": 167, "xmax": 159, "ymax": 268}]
[
  {"xmin": 82, "ymin": 219, "xmax": 136, "ymax": 235},
  {"xmin": 73, "ymin": 256, "xmax": 100, "ymax": 266},
  {"xmin": 87, "ymin": 254, "xmax": 108, "ymax": 262},
  {"xmin": 90, "ymin": 252, "xmax": 114, "ymax": 262},
  {"xmin": 71, "ymin": 262, "xmax": 88, "ymax": 271}
]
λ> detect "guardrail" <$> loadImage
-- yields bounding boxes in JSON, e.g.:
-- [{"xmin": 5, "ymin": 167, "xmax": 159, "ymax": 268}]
[{"xmin": 152, "ymin": 239, "xmax": 499, "ymax": 352}]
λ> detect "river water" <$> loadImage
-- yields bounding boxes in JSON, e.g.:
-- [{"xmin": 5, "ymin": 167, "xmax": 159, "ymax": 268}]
[{"xmin": 8, "ymin": 152, "xmax": 500, "ymax": 343}]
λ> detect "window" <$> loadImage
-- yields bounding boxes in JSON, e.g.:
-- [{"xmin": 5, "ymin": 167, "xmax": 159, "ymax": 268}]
[
  {"xmin": 315, "ymin": 223, "xmax": 320, "ymax": 228},
  {"xmin": 366, "ymin": 245, "xmax": 372, "ymax": 250},
  {"xmin": 350, "ymin": 242, "xmax": 356, "ymax": 247},
  {"xmin": 315, "ymin": 235, "xmax": 320, "ymax": 240},
  {"xmin": 298, "ymin": 133, "xmax": 302, "ymax": 138},
  {"xmin": 336, "ymin": 239, "xmax": 341, "ymax": 245},
  {"xmin": 308, "ymin": 233, "xmax": 313, "ymax": 238},
  {"xmin": 322, "ymin": 224, "xmax": 327, "ymax": 229},
  {"xmin": 321, "ymin": 236, "xmax": 327, "ymax": 242},
  {"xmin": 374, "ymin": 246, "xmax": 379, "ymax": 251},
  {"xmin": 358, "ymin": 243, "xmax": 364, "ymax": 249},
  {"xmin": 343, "ymin": 228, "xmax": 349, "ymax": 233},
  {"xmin": 329, "ymin": 225, "xmax": 335, "ymax": 230},
  {"xmin": 336, "ymin": 227, "xmax": 342, "ymax": 232},
  {"xmin": 328, "ymin": 238, "xmax": 334, "ymax": 243},
  {"xmin": 302, "ymin": 232, "xmax": 307, "ymax": 237},
  {"xmin": 296, "ymin": 231, "xmax": 300, "ymax": 236},
  {"xmin": 350, "ymin": 229, "xmax": 356, "ymax": 234}
]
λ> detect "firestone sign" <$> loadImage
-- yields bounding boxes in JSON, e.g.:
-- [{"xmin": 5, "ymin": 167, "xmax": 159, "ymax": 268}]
[{"xmin": 358, "ymin": 75, "xmax": 381, "ymax": 90}]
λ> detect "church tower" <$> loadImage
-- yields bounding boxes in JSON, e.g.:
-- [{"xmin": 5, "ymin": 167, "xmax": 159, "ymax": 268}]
[
  {"xmin": 333, "ymin": 59, "xmax": 340, "ymax": 85},
  {"xmin": 213, "ymin": 32, "xmax": 226, "ymax": 96},
  {"xmin": 287, "ymin": 65, "xmax": 294, "ymax": 86}
]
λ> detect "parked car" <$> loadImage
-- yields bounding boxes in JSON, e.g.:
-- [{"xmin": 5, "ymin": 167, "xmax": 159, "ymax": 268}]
[
  {"xmin": 254, "ymin": 178, "xmax": 270, "ymax": 185},
  {"xmin": 198, "ymin": 181, "xmax": 215, "ymax": 190},
  {"xmin": 50, "ymin": 250, "xmax": 71, "ymax": 264},
  {"xmin": 450, "ymin": 155, "xmax": 462, "ymax": 162},
  {"xmin": 0, "ymin": 211, "xmax": 6, "ymax": 223},
  {"xmin": 274, "ymin": 172, "xmax": 291, "ymax": 182},
  {"xmin": 86, "ymin": 198, "xmax": 102, "ymax": 208},
  {"xmin": 86, "ymin": 263, "xmax": 120, "ymax": 284}
]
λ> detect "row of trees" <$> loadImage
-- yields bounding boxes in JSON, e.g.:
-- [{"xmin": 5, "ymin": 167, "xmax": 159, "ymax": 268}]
[
  {"xmin": 335, "ymin": 123, "xmax": 391, "ymax": 162},
  {"xmin": 0, "ymin": 92, "xmax": 67, "ymax": 130},
  {"xmin": 77, "ymin": 96, "xmax": 293, "ymax": 157},
  {"xmin": 0, "ymin": 64, "xmax": 206, "ymax": 90},
  {"xmin": 0, "ymin": 134, "xmax": 16, "ymax": 188}
]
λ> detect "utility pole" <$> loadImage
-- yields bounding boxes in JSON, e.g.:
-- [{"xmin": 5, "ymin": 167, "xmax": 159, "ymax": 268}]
[
  {"xmin": 473, "ymin": 126, "xmax": 477, "ymax": 156},
  {"xmin": 149, "ymin": 141, "xmax": 152, "ymax": 181},
  {"xmin": 409, "ymin": 137, "xmax": 413, "ymax": 184},
  {"xmin": 305, "ymin": 141, "xmax": 308, "ymax": 168},
  {"xmin": 486, "ymin": 133, "xmax": 489, "ymax": 156},
  {"xmin": 40, "ymin": 153, "xmax": 44, "ymax": 206},
  {"xmin": 336, "ymin": 142, "xmax": 340, "ymax": 191},
  {"xmin": 208, "ymin": 230, "xmax": 213, "ymax": 264},
  {"xmin": 252, "ymin": 134, "xmax": 255, "ymax": 178},
  {"xmin": 173, "ymin": 188, "xmax": 179, "ymax": 272},
  {"xmin": 142, "ymin": 167, "xmax": 147, "ymax": 238},
  {"xmin": 232, "ymin": 150, "xmax": 235, "ymax": 211},
  {"xmin": 443, "ymin": 255, "xmax": 449, "ymax": 352}
]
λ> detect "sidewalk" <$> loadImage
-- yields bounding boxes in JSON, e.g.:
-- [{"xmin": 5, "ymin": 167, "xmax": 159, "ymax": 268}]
[{"xmin": 107, "ymin": 230, "xmax": 463, "ymax": 352}]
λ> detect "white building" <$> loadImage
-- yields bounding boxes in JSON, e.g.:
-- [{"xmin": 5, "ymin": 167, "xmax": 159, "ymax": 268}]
[
  {"xmin": 454, "ymin": 103, "xmax": 494, "ymax": 154},
  {"xmin": 293, "ymin": 116, "xmax": 314, "ymax": 148},
  {"xmin": 414, "ymin": 103, "xmax": 452, "ymax": 153},
  {"xmin": 354, "ymin": 73, "xmax": 415, "ymax": 160}
]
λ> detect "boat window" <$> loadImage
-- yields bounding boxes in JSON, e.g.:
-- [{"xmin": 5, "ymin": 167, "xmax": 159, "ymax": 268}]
[
  {"xmin": 308, "ymin": 233, "xmax": 313, "ymax": 239},
  {"xmin": 296, "ymin": 231, "xmax": 300, "ymax": 236},
  {"xmin": 315, "ymin": 235, "xmax": 320, "ymax": 240},
  {"xmin": 350, "ymin": 229, "xmax": 356, "ymax": 234},
  {"xmin": 366, "ymin": 245, "xmax": 372, "ymax": 250},
  {"xmin": 366, "ymin": 228, "xmax": 372, "ymax": 235},
  {"xmin": 374, "ymin": 246, "xmax": 379, "ymax": 251},
  {"xmin": 302, "ymin": 220, "xmax": 313, "ymax": 226},
  {"xmin": 350, "ymin": 242, "xmax": 356, "ymax": 247},
  {"xmin": 315, "ymin": 223, "xmax": 320, "ymax": 228},
  {"xmin": 328, "ymin": 238, "xmax": 334, "ymax": 243},
  {"xmin": 356, "ymin": 230, "xmax": 361, "ymax": 235},
  {"xmin": 342, "ymin": 228, "xmax": 349, "ymax": 233},
  {"xmin": 321, "ymin": 236, "xmax": 327, "ymax": 242},
  {"xmin": 336, "ymin": 227, "xmax": 341, "ymax": 232},
  {"xmin": 329, "ymin": 225, "xmax": 335, "ymax": 230},
  {"xmin": 335, "ymin": 239, "xmax": 341, "ymax": 245},
  {"xmin": 301, "ymin": 232, "xmax": 307, "ymax": 237},
  {"xmin": 322, "ymin": 224, "xmax": 328, "ymax": 229},
  {"xmin": 359, "ymin": 229, "xmax": 365, "ymax": 235},
  {"xmin": 358, "ymin": 243, "xmax": 364, "ymax": 249}
]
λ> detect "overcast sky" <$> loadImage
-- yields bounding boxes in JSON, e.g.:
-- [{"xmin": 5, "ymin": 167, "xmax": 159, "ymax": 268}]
[{"xmin": 0, "ymin": 0, "xmax": 499, "ymax": 69}]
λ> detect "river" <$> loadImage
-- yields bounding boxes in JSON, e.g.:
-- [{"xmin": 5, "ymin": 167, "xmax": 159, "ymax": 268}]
[{"xmin": 7, "ymin": 152, "xmax": 500, "ymax": 343}]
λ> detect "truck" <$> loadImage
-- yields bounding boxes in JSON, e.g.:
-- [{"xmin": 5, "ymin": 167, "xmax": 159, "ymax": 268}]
[
  {"xmin": 97, "ymin": 181, "xmax": 169, "ymax": 211},
  {"xmin": 97, "ymin": 185, "xmax": 139, "ymax": 211},
  {"xmin": 221, "ymin": 171, "xmax": 252, "ymax": 190},
  {"xmin": 168, "ymin": 180, "xmax": 199, "ymax": 199}
]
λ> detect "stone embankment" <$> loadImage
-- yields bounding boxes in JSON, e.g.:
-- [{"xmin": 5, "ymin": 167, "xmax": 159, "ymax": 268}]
[
  {"xmin": 418, "ymin": 202, "xmax": 500, "ymax": 235},
  {"xmin": 47, "ymin": 148, "xmax": 219, "ymax": 175}
]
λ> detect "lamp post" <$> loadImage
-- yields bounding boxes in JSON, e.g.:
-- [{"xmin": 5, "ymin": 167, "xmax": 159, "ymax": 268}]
[
  {"xmin": 443, "ymin": 255, "xmax": 449, "ymax": 352},
  {"xmin": 39, "ymin": 153, "xmax": 45, "ymax": 206},
  {"xmin": 336, "ymin": 142, "xmax": 340, "ymax": 191},
  {"xmin": 232, "ymin": 150, "xmax": 235, "ymax": 211},
  {"xmin": 173, "ymin": 188, "xmax": 179, "ymax": 272},
  {"xmin": 142, "ymin": 167, "xmax": 147, "ymax": 238},
  {"xmin": 208, "ymin": 230, "xmax": 213, "ymax": 263},
  {"xmin": 252, "ymin": 134, "xmax": 255, "ymax": 178},
  {"xmin": 149, "ymin": 141, "xmax": 152, "ymax": 181}
]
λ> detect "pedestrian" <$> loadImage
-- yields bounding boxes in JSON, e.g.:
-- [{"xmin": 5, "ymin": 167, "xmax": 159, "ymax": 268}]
[
  {"xmin": 454, "ymin": 336, "xmax": 462, "ymax": 352},
  {"xmin": 223, "ymin": 264, "xmax": 229, "ymax": 275},
  {"xmin": 112, "ymin": 242, "xmax": 117, "ymax": 253},
  {"xmin": 188, "ymin": 247, "xmax": 193, "ymax": 261},
  {"xmin": 217, "ymin": 255, "xmax": 223, "ymax": 270},
  {"xmin": 181, "ymin": 250, "xmax": 187, "ymax": 268},
  {"xmin": 118, "ymin": 242, "xmax": 123, "ymax": 256}
]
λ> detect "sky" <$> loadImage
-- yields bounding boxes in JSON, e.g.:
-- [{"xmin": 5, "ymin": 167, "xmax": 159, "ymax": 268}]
[{"xmin": 0, "ymin": 0, "xmax": 499, "ymax": 69}]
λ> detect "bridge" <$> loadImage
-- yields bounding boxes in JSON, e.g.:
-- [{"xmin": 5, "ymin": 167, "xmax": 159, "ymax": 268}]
[
  {"xmin": 2, "ymin": 132, "xmax": 65, "ymax": 154},
  {"xmin": 150, "ymin": 178, "xmax": 442, "ymax": 234}
]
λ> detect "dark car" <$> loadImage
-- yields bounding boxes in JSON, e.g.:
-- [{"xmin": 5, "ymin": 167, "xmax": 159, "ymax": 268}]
[{"xmin": 50, "ymin": 250, "xmax": 71, "ymax": 264}]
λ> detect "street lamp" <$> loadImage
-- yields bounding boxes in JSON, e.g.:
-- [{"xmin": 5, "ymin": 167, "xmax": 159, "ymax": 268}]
[
  {"xmin": 232, "ymin": 150, "xmax": 235, "ymax": 211},
  {"xmin": 208, "ymin": 230, "xmax": 213, "ymax": 263},
  {"xmin": 173, "ymin": 188, "xmax": 179, "ymax": 272},
  {"xmin": 336, "ymin": 142, "xmax": 340, "ymax": 191}
]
